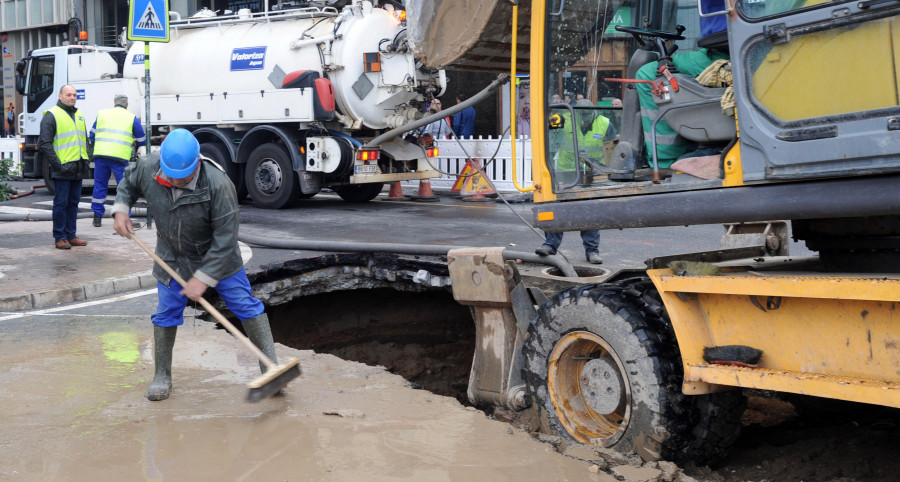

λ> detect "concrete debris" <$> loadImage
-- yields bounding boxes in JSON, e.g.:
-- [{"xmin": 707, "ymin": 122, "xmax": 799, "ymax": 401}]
[
  {"xmin": 656, "ymin": 460, "xmax": 682, "ymax": 481},
  {"xmin": 564, "ymin": 443, "xmax": 600, "ymax": 463},
  {"xmin": 612, "ymin": 464, "xmax": 663, "ymax": 482},
  {"xmin": 675, "ymin": 473, "xmax": 700, "ymax": 482},
  {"xmin": 535, "ymin": 433, "xmax": 562, "ymax": 446},
  {"xmin": 410, "ymin": 269, "xmax": 451, "ymax": 287},
  {"xmin": 592, "ymin": 446, "xmax": 633, "ymax": 467}
]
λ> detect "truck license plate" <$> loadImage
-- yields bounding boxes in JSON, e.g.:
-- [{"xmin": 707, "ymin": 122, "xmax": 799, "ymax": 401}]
[{"xmin": 355, "ymin": 164, "xmax": 378, "ymax": 174}]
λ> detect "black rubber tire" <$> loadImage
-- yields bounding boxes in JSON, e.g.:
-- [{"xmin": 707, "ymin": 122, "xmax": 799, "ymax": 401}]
[
  {"xmin": 333, "ymin": 183, "xmax": 384, "ymax": 203},
  {"xmin": 245, "ymin": 143, "xmax": 299, "ymax": 209},
  {"xmin": 200, "ymin": 142, "xmax": 247, "ymax": 201},
  {"xmin": 522, "ymin": 279, "xmax": 745, "ymax": 465}
]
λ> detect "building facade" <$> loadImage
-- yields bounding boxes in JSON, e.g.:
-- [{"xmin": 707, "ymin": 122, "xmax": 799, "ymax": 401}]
[{"xmin": 0, "ymin": 0, "xmax": 252, "ymax": 133}]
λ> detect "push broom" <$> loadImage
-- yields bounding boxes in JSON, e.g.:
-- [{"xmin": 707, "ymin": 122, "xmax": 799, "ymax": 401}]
[{"xmin": 131, "ymin": 235, "xmax": 301, "ymax": 402}]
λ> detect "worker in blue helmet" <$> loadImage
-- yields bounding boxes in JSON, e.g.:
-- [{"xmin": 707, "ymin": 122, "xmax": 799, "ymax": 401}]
[{"xmin": 110, "ymin": 128, "xmax": 279, "ymax": 401}]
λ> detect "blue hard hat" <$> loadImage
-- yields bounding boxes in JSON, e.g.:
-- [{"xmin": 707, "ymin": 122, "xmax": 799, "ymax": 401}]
[{"xmin": 160, "ymin": 129, "xmax": 200, "ymax": 179}]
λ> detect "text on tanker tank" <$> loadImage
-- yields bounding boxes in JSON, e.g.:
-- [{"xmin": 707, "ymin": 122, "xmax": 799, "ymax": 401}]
[{"xmin": 230, "ymin": 46, "xmax": 267, "ymax": 71}]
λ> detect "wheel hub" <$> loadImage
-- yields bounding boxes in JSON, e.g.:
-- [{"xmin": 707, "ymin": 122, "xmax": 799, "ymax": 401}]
[
  {"xmin": 254, "ymin": 159, "xmax": 283, "ymax": 195},
  {"xmin": 547, "ymin": 330, "xmax": 631, "ymax": 446},
  {"xmin": 581, "ymin": 356, "xmax": 626, "ymax": 415}
]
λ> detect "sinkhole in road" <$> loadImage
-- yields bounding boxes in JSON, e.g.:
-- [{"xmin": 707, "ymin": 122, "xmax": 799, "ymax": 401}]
[{"xmin": 266, "ymin": 287, "xmax": 477, "ymax": 404}]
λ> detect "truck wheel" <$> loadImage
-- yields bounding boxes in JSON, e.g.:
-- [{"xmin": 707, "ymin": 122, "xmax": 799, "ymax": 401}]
[
  {"xmin": 334, "ymin": 183, "xmax": 384, "ymax": 203},
  {"xmin": 522, "ymin": 283, "xmax": 745, "ymax": 465},
  {"xmin": 200, "ymin": 142, "xmax": 247, "ymax": 201},
  {"xmin": 42, "ymin": 158, "xmax": 55, "ymax": 195},
  {"xmin": 245, "ymin": 143, "xmax": 299, "ymax": 209}
]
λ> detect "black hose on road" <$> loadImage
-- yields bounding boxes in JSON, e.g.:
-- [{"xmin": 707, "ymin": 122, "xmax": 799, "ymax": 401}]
[
  {"xmin": 238, "ymin": 232, "xmax": 579, "ymax": 278},
  {"xmin": 0, "ymin": 208, "xmax": 148, "ymax": 222}
]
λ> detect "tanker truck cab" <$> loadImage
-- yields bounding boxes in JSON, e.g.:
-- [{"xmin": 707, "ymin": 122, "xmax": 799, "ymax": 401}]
[{"xmin": 15, "ymin": 45, "xmax": 138, "ymax": 188}]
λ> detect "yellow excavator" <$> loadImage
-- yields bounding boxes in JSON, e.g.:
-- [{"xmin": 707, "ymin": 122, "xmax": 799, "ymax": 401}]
[{"xmin": 407, "ymin": 0, "xmax": 900, "ymax": 464}]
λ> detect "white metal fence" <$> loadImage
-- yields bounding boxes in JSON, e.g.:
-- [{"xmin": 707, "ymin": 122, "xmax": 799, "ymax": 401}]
[
  {"xmin": 0, "ymin": 137, "xmax": 22, "ymax": 174},
  {"xmin": 402, "ymin": 136, "xmax": 533, "ymax": 193}
]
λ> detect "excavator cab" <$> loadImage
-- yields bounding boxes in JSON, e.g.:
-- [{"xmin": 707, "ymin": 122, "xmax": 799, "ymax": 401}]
[
  {"xmin": 542, "ymin": 0, "xmax": 737, "ymax": 190},
  {"xmin": 531, "ymin": 0, "xmax": 900, "ymax": 239}
]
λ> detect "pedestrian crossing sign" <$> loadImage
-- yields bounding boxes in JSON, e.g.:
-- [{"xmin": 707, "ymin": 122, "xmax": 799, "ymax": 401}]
[{"xmin": 128, "ymin": 0, "xmax": 170, "ymax": 42}]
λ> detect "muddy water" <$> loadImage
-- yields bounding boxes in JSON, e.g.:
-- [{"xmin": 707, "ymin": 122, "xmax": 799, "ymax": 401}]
[{"xmin": 0, "ymin": 311, "xmax": 600, "ymax": 480}]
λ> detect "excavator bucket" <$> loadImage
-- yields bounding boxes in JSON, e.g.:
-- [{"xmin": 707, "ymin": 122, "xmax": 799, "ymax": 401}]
[{"xmin": 407, "ymin": 0, "xmax": 531, "ymax": 73}]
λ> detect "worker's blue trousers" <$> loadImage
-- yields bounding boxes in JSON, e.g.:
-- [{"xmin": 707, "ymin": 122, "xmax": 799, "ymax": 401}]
[
  {"xmin": 91, "ymin": 158, "xmax": 126, "ymax": 217},
  {"xmin": 541, "ymin": 230, "xmax": 601, "ymax": 256},
  {"xmin": 151, "ymin": 267, "xmax": 265, "ymax": 327}
]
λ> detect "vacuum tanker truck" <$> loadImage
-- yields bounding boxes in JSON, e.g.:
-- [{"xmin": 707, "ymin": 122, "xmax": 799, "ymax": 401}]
[{"xmin": 15, "ymin": 1, "xmax": 445, "ymax": 208}]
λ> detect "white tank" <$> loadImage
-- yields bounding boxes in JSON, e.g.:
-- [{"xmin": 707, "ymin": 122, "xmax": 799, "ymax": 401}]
[{"xmin": 123, "ymin": 2, "xmax": 441, "ymax": 129}]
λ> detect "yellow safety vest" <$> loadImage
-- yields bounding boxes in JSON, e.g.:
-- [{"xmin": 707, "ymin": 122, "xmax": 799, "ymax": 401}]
[
  {"xmin": 47, "ymin": 106, "xmax": 88, "ymax": 164},
  {"xmin": 92, "ymin": 107, "xmax": 137, "ymax": 161},
  {"xmin": 556, "ymin": 112, "xmax": 611, "ymax": 171}
]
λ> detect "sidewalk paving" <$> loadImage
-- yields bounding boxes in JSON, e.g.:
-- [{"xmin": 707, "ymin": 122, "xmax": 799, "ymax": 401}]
[{"xmin": 0, "ymin": 215, "xmax": 158, "ymax": 312}]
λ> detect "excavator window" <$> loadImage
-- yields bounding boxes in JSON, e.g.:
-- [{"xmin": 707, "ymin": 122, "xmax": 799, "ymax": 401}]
[
  {"xmin": 739, "ymin": 0, "xmax": 831, "ymax": 19},
  {"xmin": 746, "ymin": 15, "xmax": 900, "ymax": 122}
]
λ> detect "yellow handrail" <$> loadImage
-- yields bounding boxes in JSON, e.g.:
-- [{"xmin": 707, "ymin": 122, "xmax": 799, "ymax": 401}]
[{"xmin": 510, "ymin": 3, "xmax": 535, "ymax": 193}]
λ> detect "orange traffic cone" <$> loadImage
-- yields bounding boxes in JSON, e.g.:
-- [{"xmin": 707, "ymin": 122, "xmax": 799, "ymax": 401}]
[
  {"xmin": 383, "ymin": 181, "xmax": 404, "ymax": 201},
  {"xmin": 408, "ymin": 179, "xmax": 439, "ymax": 202}
]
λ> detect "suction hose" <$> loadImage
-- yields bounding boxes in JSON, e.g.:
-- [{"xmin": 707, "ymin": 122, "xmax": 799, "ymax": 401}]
[
  {"xmin": 237, "ymin": 232, "xmax": 578, "ymax": 278},
  {"xmin": 8, "ymin": 184, "xmax": 46, "ymax": 199},
  {"xmin": 0, "ymin": 208, "xmax": 149, "ymax": 222},
  {"xmin": 363, "ymin": 74, "xmax": 511, "ymax": 148}
]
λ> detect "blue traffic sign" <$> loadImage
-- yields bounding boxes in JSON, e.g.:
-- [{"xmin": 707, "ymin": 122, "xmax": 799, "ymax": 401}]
[{"xmin": 128, "ymin": 0, "xmax": 170, "ymax": 42}]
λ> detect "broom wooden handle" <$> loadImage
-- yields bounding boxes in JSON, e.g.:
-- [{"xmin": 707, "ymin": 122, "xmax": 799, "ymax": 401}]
[{"xmin": 131, "ymin": 235, "xmax": 276, "ymax": 369}]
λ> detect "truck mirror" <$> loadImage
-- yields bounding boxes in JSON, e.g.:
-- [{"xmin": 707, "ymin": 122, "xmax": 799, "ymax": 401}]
[
  {"xmin": 14, "ymin": 58, "xmax": 26, "ymax": 95},
  {"xmin": 14, "ymin": 73, "xmax": 25, "ymax": 95}
]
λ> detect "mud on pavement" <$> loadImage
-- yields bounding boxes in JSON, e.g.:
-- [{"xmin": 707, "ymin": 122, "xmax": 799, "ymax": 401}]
[
  {"xmin": 1, "ymin": 302, "xmax": 604, "ymax": 480},
  {"xmin": 4, "ymin": 250, "xmax": 899, "ymax": 481}
]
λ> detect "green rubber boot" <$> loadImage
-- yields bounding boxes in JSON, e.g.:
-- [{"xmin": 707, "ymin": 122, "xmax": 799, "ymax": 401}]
[
  {"xmin": 146, "ymin": 325, "xmax": 177, "ymax": 401},
  {"xmin": 242, "ymin": 313, "xmax": 278, "ymax": 374}
]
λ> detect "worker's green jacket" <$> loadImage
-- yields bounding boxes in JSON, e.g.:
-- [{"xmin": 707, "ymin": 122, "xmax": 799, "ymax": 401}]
[{"xmin": 112, "ymin": 153, "xmax": 242, "ymax": 288}]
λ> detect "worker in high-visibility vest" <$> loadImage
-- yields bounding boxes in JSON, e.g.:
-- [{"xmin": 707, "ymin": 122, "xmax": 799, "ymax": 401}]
[
  {"xmin": 39, "ymin": 84, "xmax": 90, "ymax": 250},
  {"xmin": 537, "ymin": 99, "xmax": 614, "ymax": 264},
  {"xmin": 89, "ymin": 94, "xmax": 146, "ymax": 227}
]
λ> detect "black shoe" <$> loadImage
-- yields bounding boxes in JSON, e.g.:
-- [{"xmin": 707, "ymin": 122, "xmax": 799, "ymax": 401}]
[
  {"xmin": 93, "ymin": 215, "xmax": 102, "ymax": 227},
  {"xmin": 535, "ymin": 246, "xmax": 556, "ymax": 256}
]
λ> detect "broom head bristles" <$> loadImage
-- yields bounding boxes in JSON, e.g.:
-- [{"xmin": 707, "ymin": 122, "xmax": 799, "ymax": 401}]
[{"xmin": 246, "ymin": 358, "xmax": 302, "ymax": 403}]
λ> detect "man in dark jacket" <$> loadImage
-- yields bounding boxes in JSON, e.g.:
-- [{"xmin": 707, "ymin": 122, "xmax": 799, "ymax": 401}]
[
  {"xmin": 39, "ymin": 84, "xmax": 90, "ymax": 249},
  {"xmin": 451, "ymin": 93, "xmax": 476, "ymax": 139},
  {"xmin": 111, "ymin": 129, "xmax": 278, "ymax": 401}
]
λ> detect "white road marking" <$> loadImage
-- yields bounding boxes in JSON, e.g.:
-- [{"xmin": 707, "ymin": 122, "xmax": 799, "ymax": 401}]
[{"xmin": 0, "ymin": 288, "xmax": 156, "ymax": 322}]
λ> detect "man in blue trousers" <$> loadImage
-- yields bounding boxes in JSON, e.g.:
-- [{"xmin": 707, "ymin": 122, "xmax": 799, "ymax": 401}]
[{"xmin": 90, "ymin": 94, "xmax": 145, "ymax": 227}]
